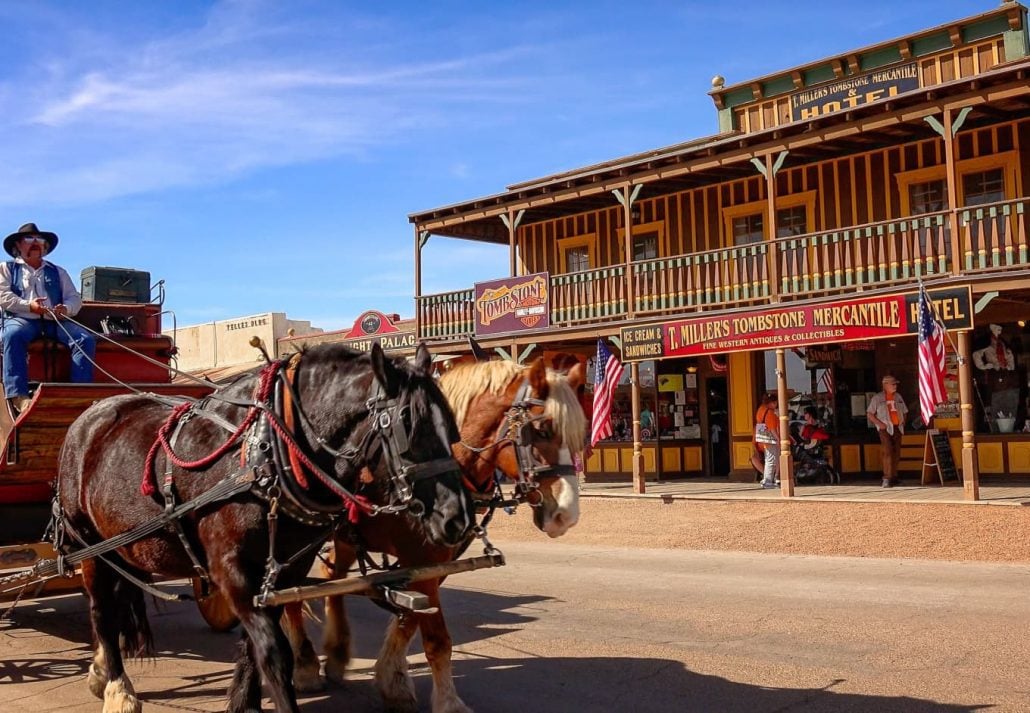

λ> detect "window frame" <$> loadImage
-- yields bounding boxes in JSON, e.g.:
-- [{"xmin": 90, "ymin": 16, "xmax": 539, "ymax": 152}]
[
  {"xmin": 895, "ymin": 151, "xmax": 1021, "ymax": 214},
  {"xmin": 617, "ymin": 220, "xmax": 667, "ymax": 263},
  {"xmin": 557, "ymin": 233, "xmax": 596, "ymax": 274},
  {"xmin": 721, "ymin": 190, "xmax": 817, "ymax": 247}
]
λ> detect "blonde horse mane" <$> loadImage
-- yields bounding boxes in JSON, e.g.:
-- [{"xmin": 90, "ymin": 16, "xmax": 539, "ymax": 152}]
[{"xmin": 439, "ymin": 360, "xmax": 587, "ymax": 454}]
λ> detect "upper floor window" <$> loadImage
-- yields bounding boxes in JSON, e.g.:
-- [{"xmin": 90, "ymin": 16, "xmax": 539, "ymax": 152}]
[
  {"xmin": 633, "ymin": 230, "xmax": 660, "ymax": 261},
  {"xmin": 732, "ymin": 213, "xmax": 764, "ymax": 245},
  {"xmin": 963, "ymin": 168, "xmax": 1005, "ymax": 207},
  {"xmin": 776, "ymin": 206, "xmax": 808, "ymax": 237},
  {"xmin": 909, "ymin": 179, "xmax": 948, "ymax": 215},
  {"xmin": 558, "ymin": 234, "xmax": 595, "ymax": 274}
]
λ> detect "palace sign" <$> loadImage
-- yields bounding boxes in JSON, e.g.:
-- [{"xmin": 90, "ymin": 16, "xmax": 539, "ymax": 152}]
[
  {"xmin": 474, "ymin": 272, "xmax": 550, "ymax": 336},
  {"xmin": 620, "ymin": 286, "xmax": 971, "ymax": 362},
  {"xmin": 790, "ymin": 62, "xmax": 920, "ymax": 121}
]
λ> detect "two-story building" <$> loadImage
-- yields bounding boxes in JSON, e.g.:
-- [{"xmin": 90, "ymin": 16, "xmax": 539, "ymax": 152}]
[{"xmin": 408, "ymin": 3, "xmax": 1030, "ymax": 499}]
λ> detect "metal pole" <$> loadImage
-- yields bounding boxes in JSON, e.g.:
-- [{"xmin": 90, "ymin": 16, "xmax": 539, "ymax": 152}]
[{"xmin": 957, "ymin": 330, "xmax": 980, "ymax": 500}]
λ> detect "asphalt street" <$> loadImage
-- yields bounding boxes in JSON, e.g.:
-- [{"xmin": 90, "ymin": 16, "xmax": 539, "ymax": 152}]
[{"xmin": 2, "ymin": 541, "xmax": 1028, "ymax": 712}]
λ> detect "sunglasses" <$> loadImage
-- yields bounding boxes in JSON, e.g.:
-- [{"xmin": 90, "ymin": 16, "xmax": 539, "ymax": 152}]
[{"xmin": 21, "ymin": 236, "xmax": 46, "ymax": 245}]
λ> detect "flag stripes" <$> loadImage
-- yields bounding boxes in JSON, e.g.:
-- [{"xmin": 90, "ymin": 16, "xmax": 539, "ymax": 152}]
[{"xmin": 590, "ymin": 339, "xmax": 625, "ymax": 446}]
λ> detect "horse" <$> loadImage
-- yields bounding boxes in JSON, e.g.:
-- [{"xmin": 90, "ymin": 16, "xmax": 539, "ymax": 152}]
[
  {"xmin": 56, "ymin": 342, "xmax": 473, "ymax": 713},
  {"xmin": 282, "ymin": 356, "xmax": 588, "ymax": 712}
]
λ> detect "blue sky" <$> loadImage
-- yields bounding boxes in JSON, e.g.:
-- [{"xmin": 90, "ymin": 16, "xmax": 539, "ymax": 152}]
[{"xmin": 0, "ymin": 0, "xmax": 982, "ymax": 330}]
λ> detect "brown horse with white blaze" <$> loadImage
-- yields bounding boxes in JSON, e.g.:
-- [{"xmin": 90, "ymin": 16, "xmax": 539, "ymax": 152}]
[{"xmin": 283, "ymin": 356, "xmax": 588, "ymax": 712}]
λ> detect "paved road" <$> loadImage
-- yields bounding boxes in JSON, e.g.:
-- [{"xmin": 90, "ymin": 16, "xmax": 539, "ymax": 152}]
[{"xmin": 2, "ymin": 542, "xmax": 1029, "ymax": 712}]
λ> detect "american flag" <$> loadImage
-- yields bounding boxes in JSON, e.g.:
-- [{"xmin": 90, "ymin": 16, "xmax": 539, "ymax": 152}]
[
  {"xmin": 917, "ymin": 283, "xmax": 947, "ymax": 424},
  {"xmin": 590, "ymin": 339, "xmax": 625, "ymax": 446},
  {"xmin": 819, "ymin": 368, "xmax": 834, "ymax": 396}
]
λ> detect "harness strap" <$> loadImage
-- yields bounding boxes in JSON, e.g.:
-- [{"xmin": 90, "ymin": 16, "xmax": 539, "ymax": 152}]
[
  {"xmin": 162, "ymin": 417, "xmax": 211, "ymax": 584},
  {"xmin": 281, "ymin": 355, "xmax": 310, "ymax": 489}
]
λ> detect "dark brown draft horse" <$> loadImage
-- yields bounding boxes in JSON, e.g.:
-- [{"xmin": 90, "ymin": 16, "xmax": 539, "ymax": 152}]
[
  {"xmin": 56, "ymin": 342, "xmax": 473, "ymax": 713},
  {"xmin": 283, "ymin": 357, "xmax": 587, "ymax": 712}
]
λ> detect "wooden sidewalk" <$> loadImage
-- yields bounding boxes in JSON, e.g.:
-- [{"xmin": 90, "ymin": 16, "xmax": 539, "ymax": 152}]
[{"xmin": 580, "ymin": 478, "xmax": 1030, "ymax": 506}]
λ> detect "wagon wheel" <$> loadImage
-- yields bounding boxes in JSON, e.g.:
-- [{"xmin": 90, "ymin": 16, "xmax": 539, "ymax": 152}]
[{"xmin": 192, "ymin": 578, "xmax": 239, "ymax": 632}]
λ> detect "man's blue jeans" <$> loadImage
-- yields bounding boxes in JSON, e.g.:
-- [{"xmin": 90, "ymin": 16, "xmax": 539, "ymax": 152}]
[{"xmin": 1, "ymin": 316, "xmax": 96, "ymax": 397}]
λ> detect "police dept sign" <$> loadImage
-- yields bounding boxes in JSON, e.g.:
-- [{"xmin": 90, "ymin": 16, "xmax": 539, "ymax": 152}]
[{"xmin": 790, "ymin": 62, "xmax": 919, "ymax": 121}]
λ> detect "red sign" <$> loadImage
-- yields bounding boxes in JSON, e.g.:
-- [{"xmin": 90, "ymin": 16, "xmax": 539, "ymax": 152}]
[
  {"xmin": 343, "ymin": 310, "xmax": 400, "ymax": 339},
  {"xmin": 474, "ymin": 272, "xmax": 550, "ymax": 336},
  {"xmin": 620, "ymin": 286, "xmax": 971, "ymax": 362}
]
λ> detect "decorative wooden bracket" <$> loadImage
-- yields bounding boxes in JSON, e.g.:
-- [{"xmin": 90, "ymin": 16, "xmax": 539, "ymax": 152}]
[
  {"xmin": 499, "ymin": 209, "xmax": 526, "ymax": 232},
  {"xmin": 418, "ymin": 230, "xmax": 431, "ymax": 250},
  {"xmin": 517, "ymin": 343, "xmax": 537, "ymax": 365},
  {"xmin": 751, "ymin": 151, "xmax": 789, "ymax": 179},
  {"xmin": 612, "ymin": 184, "xmax": 643, "ymax": 209}
]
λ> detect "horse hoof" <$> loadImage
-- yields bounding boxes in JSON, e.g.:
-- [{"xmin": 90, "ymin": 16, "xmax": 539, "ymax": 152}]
[
  {"xmin": 88, "ymin": 663, "xmax": 107, "ymax": 699},
  {"xmin": 103, "ymin": 677, "xmax": 141, "ymax": 713},
  {"xmin": 324, "ymin": 657, "xmax": 349, "ymax": 686}
]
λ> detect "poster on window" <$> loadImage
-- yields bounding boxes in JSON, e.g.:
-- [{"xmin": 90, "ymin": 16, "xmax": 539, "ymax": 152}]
[{"xmin": 934, "ymin": 348, "xmax": 961, "ymax": 419}]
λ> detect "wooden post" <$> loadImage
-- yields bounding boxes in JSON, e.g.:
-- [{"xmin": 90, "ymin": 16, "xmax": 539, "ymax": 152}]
[
  {"xmin": 631, "ymin": 361, "xmax": 645, "ymax": 494},
  {"xmin": 942, "ymin": 109, "xmax": 962, "ymax": 276},
  {"xmin": 764, "ymin": 153, "xmax": 781, "ymax": 302},
  {"xmin": 414, "ymin": 224, "xmax": 424, "ymax": 341},
  {"xmin": 776, "ymin": 348, "xmax": 795, "ymax": 496},
  {"xmin": 508, "ymin": 209, "xmax": 517, "ymax": 277},
  {"xmin": 957, "ymin": 329, "xmax": 980, "ymax": 500},
  {"xmin": 622, "ymin": 184, "xmax": 636, "ymax": 319}
]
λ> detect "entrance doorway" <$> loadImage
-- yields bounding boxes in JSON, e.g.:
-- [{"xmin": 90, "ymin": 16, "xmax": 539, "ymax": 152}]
[{"xmin": 707, "ymin": 376, "xmax": 730, "ymax": 477}]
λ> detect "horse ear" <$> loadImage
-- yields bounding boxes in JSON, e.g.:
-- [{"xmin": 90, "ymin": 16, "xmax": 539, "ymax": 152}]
[
  {"xmin": 370, "ymin": 343, "xmax": 399, "ymax": 396},
  {"xmin": 526, "ymin": 357, "xmax": 549, "ymax": 400},
  {"xmin": 414, "ymin": 342, "xmax": 433, "ymax": 373},
  {"xmin": 566, "ymin": 360, "xmax": 587, "ymax": 392}
]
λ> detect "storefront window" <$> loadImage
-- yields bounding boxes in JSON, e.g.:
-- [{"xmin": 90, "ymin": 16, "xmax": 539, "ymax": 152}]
[{"xmin": 763, "ymin": 349, "xmax": 842, "ymax": 435}]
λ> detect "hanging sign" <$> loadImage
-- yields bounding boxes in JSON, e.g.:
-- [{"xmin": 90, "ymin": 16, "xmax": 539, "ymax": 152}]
[
  {"xmin": 474, "ymin": 272, "xmax": 550, "ymax": 336},
  {"xmin": 790, "ymin": 62, "xmax": 920, "ymax": 121},
  {"xmin": 620, "ymin": 286, "xmax": 971, "ymax": 362}
]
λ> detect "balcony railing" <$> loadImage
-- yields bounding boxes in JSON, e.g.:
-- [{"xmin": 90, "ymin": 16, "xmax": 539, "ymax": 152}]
[{"xmin": 417, "ymin": 197, "xmax": 1029, "ymax": 341}]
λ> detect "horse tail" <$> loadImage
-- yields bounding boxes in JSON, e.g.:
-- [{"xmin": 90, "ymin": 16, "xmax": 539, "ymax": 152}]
[{"xmin": 112, "ymin": 568, "xmax": 155, "ymax": 659}]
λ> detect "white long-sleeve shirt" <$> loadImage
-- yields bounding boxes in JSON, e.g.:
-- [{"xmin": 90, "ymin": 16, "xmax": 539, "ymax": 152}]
[{"xmin": 0, "ymin": 258, "xmax": 82, "ymax": 319}]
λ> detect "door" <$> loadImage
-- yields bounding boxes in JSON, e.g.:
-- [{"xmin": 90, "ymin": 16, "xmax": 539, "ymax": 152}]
[{"xmin": 706, "ymin": 376, "xmax": 730, "ymax": 477}]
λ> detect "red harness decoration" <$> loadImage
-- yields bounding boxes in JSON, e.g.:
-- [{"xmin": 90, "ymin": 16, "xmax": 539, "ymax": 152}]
[{"xmin": 140, "ymin": 362, "xmax": 280, "ymax": 496}]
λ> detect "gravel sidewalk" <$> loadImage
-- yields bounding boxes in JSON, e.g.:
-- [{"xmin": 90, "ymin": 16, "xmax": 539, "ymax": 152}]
[{"xmin": 484, "ymin": 497, "xmax": 1030, "ymax": 563}]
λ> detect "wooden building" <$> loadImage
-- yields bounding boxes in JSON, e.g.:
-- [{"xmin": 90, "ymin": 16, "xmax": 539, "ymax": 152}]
[{"xmin": 409, "ymin": 3, "xmax": 1030, "ymax": 499}]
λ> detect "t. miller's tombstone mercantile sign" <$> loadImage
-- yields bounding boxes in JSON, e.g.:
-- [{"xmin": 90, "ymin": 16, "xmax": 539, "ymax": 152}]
[
  {"xmin": 790, "ymin": 62, "xmax": 920, "ymax": 121},
  {"xmin": 474, "ymin": 272, "xmax": 550, "ymax": 336},
  {"xmin": 620, "ymin": 286, "xmax": 971, "ymax": 362}
]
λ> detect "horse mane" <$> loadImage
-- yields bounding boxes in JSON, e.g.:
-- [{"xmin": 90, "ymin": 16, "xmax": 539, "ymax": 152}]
[{"xmin": 439, "ymin": 360, "xmax": 586, "ymax": 454}]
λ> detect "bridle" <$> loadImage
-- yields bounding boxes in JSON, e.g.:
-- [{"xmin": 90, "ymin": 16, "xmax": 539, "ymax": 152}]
[
  {"xmin": 275, "ymin": 356, "xmax": 463, "ymax": 518},
  {"xmin": 460, "ymin": 377, "xmax": 576, "ymax": 507}
]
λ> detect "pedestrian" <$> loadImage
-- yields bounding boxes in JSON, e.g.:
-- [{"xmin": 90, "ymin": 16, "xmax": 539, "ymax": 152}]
[
  {"xmin": 0, "ymin": 223, "xmax": 96, "ymax": 414},
  {"xmin": 753, "ymin": 393, "xmax": 779, "ymax": 489},
  {"xmin": 866, "ymin": 375, "xmax": 907, "ymax": 487}
]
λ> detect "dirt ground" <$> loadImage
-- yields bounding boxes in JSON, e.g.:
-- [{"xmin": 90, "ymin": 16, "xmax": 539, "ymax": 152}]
[{"xmin": 483, "ymin": 496, "xmax": 1030, "ymax": 563}]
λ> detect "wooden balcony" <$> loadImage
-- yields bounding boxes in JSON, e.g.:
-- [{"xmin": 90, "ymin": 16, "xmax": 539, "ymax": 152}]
[{"xmin": 417, "ymin": 197, "xmax": 1029, "ymax": 342}]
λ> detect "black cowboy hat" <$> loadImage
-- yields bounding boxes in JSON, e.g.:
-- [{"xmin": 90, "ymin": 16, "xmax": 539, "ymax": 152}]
[{"xmin": 4, "ymin": 223, "xmax": 58, "ymax": 258}]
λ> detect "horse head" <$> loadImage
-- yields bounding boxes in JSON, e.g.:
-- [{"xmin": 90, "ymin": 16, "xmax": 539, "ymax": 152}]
[
  {"xmin": 296, "ymin": 342, "xmax": 473, "ymax": 547},
  {"xmin": 441, "ymin": 357, "xmax": 587, "ymax": 538}
]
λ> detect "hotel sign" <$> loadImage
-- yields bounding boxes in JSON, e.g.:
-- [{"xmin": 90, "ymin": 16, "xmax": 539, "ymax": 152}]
[
  {"xmin": 474, "ymin": 272, "xmax": 550, "ymax": 336},
  {"xmin": 619, "ymin": 286, "xmax": 971, "ymax": 362},
  {"xmin": 790, "ymin": 62, "xmax": 920, "ymax": 121}
]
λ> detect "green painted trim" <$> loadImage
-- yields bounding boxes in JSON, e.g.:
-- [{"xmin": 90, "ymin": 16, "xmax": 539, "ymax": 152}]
[
  {"xmin": 952, "ymin": 106, "xmax": 973, "ymax": 135},
  {"xmin": 772, "ymin": 151, "xmax": 789, "ymax": 176},
  {"xmin": 923, "ymin": 115, "xmax": 946, "ymax": 138},
  {"xmin": 859, "ymin": 46, "xmax": 902, "ymax": 71},
  {"xmin": 912, "ymin": 32, "xmax": 953, "ymax": 56},
  {"xmin": 418, "ymin": 230, "xmax": 431, "ymax": 250},
  {"xmin": 718, "ymin": 107, "xmax": 734, "ymax": 132},
  {"xmin": 1003, "ymin": 22, "xmax": 1029, "ymax": 61},
  {"xmin": 963, "ymin": 15, "xmax": 1012, "ymax": 44},
  {"xmin": 762, "ymin": 75, "xmax": 794, "ymax": 98},
  {"xmin": 974, "ymin": 292, "xmax": 998, "ymax": 314},
  {"xmin": 518, "ymin": 344, "xmax": 536, "ymax": 364},
  {"xmin": 610, "ymin": 336, "xmax": 622, "ymax": 350},
  {"xmin": 803, "ymin": 65, "xmax": 836, "ymax": 86},
  {"xmin": 722, "ymin": 86, "xmax": 755, "ymax": 109},
  {"xmin": 750, "ymin": 157, "xmax": 767, "ymax": 178}
]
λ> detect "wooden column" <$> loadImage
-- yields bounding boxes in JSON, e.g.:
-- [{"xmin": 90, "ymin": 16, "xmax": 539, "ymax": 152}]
[
  {"xmin": 414, "ymin": 225, "xmax": 425, "ymax": 341},
  {"xmin": 764, "ymin": 153, "xmax": 781, "ymax": 302},
  {"xmin": 942, "ymin": 108, "xmax": 962, "ymax": 276},
  {"xmin": 631, "ymin": 361, "xmax": 645, "ymax": 494},
  {"xmin": 612, "ymin": 184, "xmax": 641, "ymax": 319},
  {"xmin": 958, "ymin": 330, "xmax": 980, "ymax": 500},
  {"xmin": 776, "ymin": 348, "xmax": 795, "ymax": 497},
  {"xmin": 500, "ymin": 209, "xmax": 525, "ymax": 278}
]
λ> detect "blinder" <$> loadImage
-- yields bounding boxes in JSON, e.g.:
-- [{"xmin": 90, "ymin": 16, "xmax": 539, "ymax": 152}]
[{"xmin": 502, "ymin": 379, "xmax": 577, "ymax": 505}]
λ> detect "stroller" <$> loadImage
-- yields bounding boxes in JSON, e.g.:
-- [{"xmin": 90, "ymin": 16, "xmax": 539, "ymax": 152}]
[{"xmin": 790, "ymin": 422, "xmax": 840, "ymax": 485}]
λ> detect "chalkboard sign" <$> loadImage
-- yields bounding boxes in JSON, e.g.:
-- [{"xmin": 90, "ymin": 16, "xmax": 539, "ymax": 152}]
[{"xmin": 922, "ymin": 429, "xmax": 959, "ymax": 485}]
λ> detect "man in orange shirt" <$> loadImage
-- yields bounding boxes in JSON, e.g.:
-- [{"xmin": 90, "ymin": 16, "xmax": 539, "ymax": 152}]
[
  {"xmin": 866, "ymin": 375, "xmax": 908, "ymax": 487},
  {"xmin": 753, "ymin": 393, "xmax": 780, "ymax": 489}
]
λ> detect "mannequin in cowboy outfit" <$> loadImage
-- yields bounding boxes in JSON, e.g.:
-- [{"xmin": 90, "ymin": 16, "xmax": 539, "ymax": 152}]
[
  {"xmin": 0, "ymin": 223, "xmax": 95, "ymax": 413},
  {"xmin": 972, "ymin": 323, "xmax": 1020, "ymax": 431}
]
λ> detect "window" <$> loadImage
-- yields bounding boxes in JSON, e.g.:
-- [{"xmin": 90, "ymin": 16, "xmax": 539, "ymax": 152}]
[
  {"xmin": 776, "ymin": 205, "xmax": 808, "ymax": 237},
  {"xmin": 908, "ymin": 179, "xmax": 948, "ymax": 215},
  {"xmin": 632, "ymin": 230, "xmax": 660, "ymax": 261},
  {"xmin": 617, "ymin": 220, "xmax": 666, "ymax": 262},
  {"xmin": 558, "ymin": 234, "xmax": 595, "ymax": 273},
  {"xmin": 732, "ymin": 213, "xmax": 764, "ymax": 245},
  {"xmin": 962, "ymin": 168, "xmax": 1005, "ymax": 207}
]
